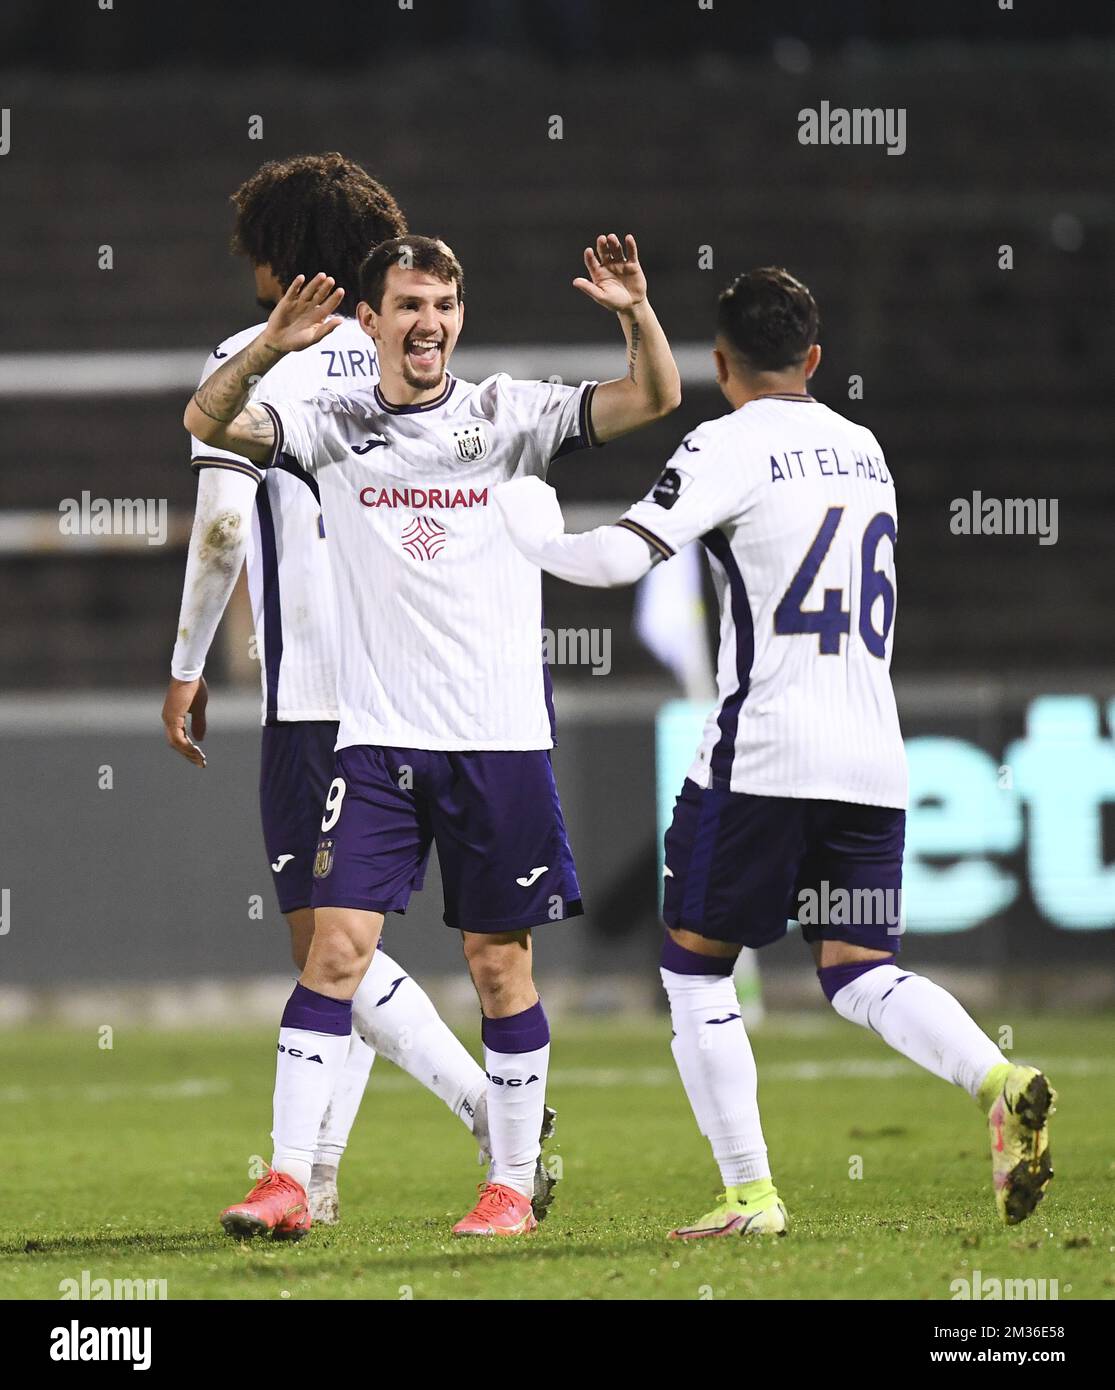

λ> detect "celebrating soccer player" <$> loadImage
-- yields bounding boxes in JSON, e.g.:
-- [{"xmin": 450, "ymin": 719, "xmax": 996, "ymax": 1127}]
[
  {"xmin": 163, "ymin": 154, "xmax": 553, "ymax": 1232},
  {"xmin": 494, "ymin": 267, "xmax": 1056, "ymax": 1236},
  {"xmin": 183, "ymin": 230, "xmax": 681, "ymax": 1236}
]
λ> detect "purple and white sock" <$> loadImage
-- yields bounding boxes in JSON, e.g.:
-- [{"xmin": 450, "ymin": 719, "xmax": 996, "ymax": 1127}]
[
  {"xmin": 351, "ymin": 947, "xmax": 488, "ymax": 1146},
  {"xmin": 481, "ymin": 1000, "xmax": 550, "ymax": 1199},
  {"xmin": 661, "ymin": 936, "xmax": 771, "ymax": 1188},
  {"xmin": 271, "ymin": 982, "xmax": 352, "ymax": 1190},
  {"xmin": 819, "ymin": 958, "xmax": 1006, "ymax": 1098}
]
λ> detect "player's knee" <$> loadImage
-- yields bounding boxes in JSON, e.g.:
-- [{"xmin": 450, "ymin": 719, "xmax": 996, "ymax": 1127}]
[
  {"xmin": 307, "ymin": 917, "xmax": 376, "ymax": 986},
  {"xmin": 463, "ymin": 940, "xmax": 532, "ymax": 1013},
  {"xmin": 467, "ymin": 955, "xmax": 515, "ymax": 1008}
]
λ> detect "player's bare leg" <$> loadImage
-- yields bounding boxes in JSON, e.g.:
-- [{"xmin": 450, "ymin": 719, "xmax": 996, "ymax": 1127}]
[
  {"xmin": 452, "ymin": 930, "xmax": 546, "ymax": 1237},
  {"xmin": 814, "ymin": 939, "xmax": 1056, "ymax": 1224},
  {"xmin": 220, "ymin": 907, "xmax": 380, "ymax": 1241},
  {"xmin": 662, "ymin": 928, "xmax": 788, "ymax": 1239},
  {"xmin": 286, "ymin": 907, "xmax": 315, "ymax": 971}
]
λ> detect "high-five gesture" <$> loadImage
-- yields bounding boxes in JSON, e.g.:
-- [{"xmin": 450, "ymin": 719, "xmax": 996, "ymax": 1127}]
[
  {"xmin": 185, "ymin": 271, "xmax": 346, "ymax": 463},
  {"xmin": 263, "ymin": 273, "xmax": 345, "ymax": 353},
  {"xmin": 570, "ymin": 233, "xmax": 681, "ymax": 442},
  {"xmin": 574, "ymin": 234, "xmax": 648, "ymax": 314}
]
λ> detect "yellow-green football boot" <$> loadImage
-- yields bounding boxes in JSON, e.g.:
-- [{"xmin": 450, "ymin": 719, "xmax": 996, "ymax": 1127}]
[
  {"xmin": 669, "ymin": 1178, "xmax": 788, "ymax": 1240},
  {"xmin": 979, "ymin": 1063, "xmax": 1056, "ymax": 1225}
]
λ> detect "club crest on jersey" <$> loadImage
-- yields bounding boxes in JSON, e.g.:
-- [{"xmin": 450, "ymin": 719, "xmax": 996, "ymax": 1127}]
[
  {"xmin": 313, "ymin": 839, "xmax": 335, "ymax": 879},
  {"xmin": 451, "ymin": 422, "xmax": 489, "ymax": 463}
]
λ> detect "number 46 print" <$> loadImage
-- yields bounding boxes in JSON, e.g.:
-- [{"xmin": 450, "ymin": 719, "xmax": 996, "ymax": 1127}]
[{"xmin": 774, "ymin": 507, "xmax": 897, "ymax": 658}]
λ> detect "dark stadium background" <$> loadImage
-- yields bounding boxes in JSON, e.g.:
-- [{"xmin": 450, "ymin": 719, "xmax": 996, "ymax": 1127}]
[{"xmin": 1, "ymin": 1, "xmax": 1113, "ymax": 1016}]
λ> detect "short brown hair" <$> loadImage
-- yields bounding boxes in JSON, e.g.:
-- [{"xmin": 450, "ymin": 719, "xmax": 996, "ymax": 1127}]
[
  {"xmin": 358, "ymin": 235, "xmax": 464, "ymax": 311},
  {"xmin": 717, "ymin": 267, "xmax": 820, "ymax": 372},
  {"xmin": 230, "ymin": 152, "xmax": 407, "ymax": 303}
]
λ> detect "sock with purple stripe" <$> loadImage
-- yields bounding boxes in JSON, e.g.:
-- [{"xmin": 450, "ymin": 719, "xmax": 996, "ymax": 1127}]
[
  {"xmin": 660, "ymin": 936, "xmax": 771, "ymax": 1189},
  {"xmin": 820, "ymin": 957, "xmax": 1006, "ymax": 1098},
  {"xmin": 481, "ymin": 1000, "xmax": 550, "ymax": 1199},
  {"xmin": 272, "ymin": 984, "xmax": 353, "ymax": 1190},
  {"xmin": 661, "ymin": 933, "xmax": 736, "ymax": 977}
]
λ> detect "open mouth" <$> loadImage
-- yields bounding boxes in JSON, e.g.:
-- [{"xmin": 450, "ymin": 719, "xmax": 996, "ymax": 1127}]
[{"xmin": 405, "ymin": 336, "xmax": 442, "ymax": 371}]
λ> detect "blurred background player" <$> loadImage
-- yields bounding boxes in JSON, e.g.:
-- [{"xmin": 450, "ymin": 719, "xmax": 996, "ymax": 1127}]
[
  {"xmin": 495, "ymin": 267, "xmax": 1056, "ymax": 1237},
  {"xmin": 160, "ymin": 154, "xmax": 558, "ymax": 1230},
  {"xmin": 183, "ymin": 231, "xmax": 681, "ymax": 1236}
]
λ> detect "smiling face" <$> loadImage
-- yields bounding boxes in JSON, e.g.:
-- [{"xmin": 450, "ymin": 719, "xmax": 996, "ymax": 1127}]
[{"xmin": 358, "ymin": 265, "xmax": 464, "ymax": 397}]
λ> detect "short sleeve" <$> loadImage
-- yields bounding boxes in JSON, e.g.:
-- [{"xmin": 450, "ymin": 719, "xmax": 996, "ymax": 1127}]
[
  {"xmin": 263, "ymin": 392, "xmax": 348, "ymax": 476},
  {"xmin": 616, "ymin": 425, "xmax": 746, "ymax": 560},
  {"xmin": 503, "ymin": 377, "xmax": 601, "ymax": 475}
]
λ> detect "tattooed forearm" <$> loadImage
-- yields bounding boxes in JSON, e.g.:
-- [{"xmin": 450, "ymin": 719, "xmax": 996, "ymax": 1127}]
[
  {"xmin": 184, "ymin": 332, "xmax": 284, "ymax": 460},
  {"xmin": 193, "ymin": 337, "xmax": 284, "ymax": 424},
  {"xmin": 191, "ymin": 393, "xmax": 234, "ymax": 424},
  {"xmin": 244, "ymin": 405, "xmax": 275, "ymax": 439},
  {"xmin": 626, "ymin": 320, "xmax": 640, "ymax": 384}
]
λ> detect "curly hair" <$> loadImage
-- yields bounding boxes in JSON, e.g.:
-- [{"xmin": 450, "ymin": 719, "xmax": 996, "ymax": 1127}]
[
  {"xmin": 717, "ymin": 267, "xmax": 820, "ymax": 372},
  {"xmin": 230, "ymin": 152, "xmax": 407, "ymax": 305}
]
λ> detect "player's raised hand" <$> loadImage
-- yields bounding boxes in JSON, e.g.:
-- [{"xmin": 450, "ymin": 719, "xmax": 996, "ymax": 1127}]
[
  {"xmin": 162, "ymin": 675, "xmax": 209, "ymax": 768},
  {"xmin": 263, "ymin": 273, "xmax": 345, "ymax": 353},
  {"xmin": 573, "ymin": 234, "xmax": 647, "ymax": 313}
]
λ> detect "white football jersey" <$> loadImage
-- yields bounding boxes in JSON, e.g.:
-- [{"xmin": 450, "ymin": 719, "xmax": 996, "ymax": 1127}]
[
  {"xmin": 265, "ymin": 372, "xmax": 599, "ymax": 751},
  {"xmin": 190, "ymin": 318, "xmax": 380, "ymax": 723},
  {"xmin": 619, "ymin": 395, "xmax": 907, "ymax": 809}
]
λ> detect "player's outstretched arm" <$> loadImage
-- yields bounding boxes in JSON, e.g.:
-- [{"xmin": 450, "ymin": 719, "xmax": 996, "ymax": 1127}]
[
  {"xmin": 573, "ymin": 234, "xmax": 681, "ymax": 443},
  {"xmin": 494, "ymin": 477, "xmax": 655, "ymax": 588},
  {"xmin": 183, "ymin": 273, "xmax": 344, "ymax": 461},
  {"xmin": 162, "ymin": 465, "xmax": 259, "ymax": 767}
]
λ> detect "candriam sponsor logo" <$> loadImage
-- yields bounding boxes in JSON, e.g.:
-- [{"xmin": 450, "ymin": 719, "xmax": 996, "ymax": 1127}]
[{"xmin": 359, "ymin": 486, "xmax": 488, "ymax": 509}]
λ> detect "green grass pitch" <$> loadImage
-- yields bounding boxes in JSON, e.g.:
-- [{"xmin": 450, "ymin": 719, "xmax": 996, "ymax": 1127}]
[{"xmin": 2, "ymin": 1014, "xmax": 1112, "ymax": 1301}]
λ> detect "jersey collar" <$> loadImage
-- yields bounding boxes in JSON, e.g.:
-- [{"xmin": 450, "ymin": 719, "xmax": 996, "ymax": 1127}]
[
  {"xmin": 374, "ymin": 375, "xmax": 456, "ymax": 415},
  {"xmin": 750, "ymin": 392, "xmax": 815, "ymax": 403}
]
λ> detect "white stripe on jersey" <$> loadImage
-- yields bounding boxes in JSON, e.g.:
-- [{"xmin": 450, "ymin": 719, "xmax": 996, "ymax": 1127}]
[
  {"xmin": 266, "ymin": 372, "xmax": 599, "ymax": 751},
  {"xmin": 189, "ymin": 318, "xmax": 380, "ymax": 724},
  {"xmin": 620, "ymin": 395, "xmax": 908, "ymax": 809}
]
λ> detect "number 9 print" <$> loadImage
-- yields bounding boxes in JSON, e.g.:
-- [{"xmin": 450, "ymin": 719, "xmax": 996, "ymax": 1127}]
[{"xmin": 321, "ymin": 777, "xmax": 347, "ymax": 832}]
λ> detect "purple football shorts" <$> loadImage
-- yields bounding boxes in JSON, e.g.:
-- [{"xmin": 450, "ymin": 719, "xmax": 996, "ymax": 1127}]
[
  {"xmin": 260, "ymin": 721, "xmax": 431, "ymax": 916},
  {"xmin": 663, "ymin": 778, "xmax": 905, "ymax": 952},
  {"xmin": 310, "ymin": 745, "xmax": 583, "ymax": 933}
]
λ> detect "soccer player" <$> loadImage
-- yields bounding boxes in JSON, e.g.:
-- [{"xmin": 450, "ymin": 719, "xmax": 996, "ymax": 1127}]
[
  {"xmin": 161, "ymin": 154, "xmax": 537, "ymax": 1230},
  {"xmin": 494, "ymin": 267, "xmax": 1056, "ymax": 1236},
  {"xmin": 183, "ymin": 231, "xmax": 681, "ymax": 1237}
]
